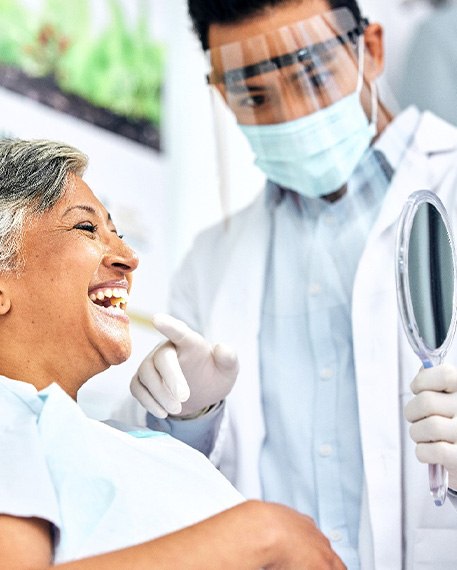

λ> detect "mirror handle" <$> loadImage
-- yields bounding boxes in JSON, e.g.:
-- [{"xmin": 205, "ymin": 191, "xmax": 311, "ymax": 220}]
[
  {"xmin": 429, "ymin": 464, "xmax": 448, "ymax": 506},
  {"xmin": 423, "ymin": 361, "xmax": 449, "ymax": 505}
]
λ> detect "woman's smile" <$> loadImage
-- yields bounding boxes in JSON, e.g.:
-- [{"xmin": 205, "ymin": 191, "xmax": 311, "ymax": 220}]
[{"xmin": 89, "ymin": 280, "xmax": 131, "ymax": 319}]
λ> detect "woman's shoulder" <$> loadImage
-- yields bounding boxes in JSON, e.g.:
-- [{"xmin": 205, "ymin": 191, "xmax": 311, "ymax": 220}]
[
  {"xmin": 0, "ymin": 376, "xmax": 41, "ymax": 425},
  {"xmin": 0, "ymin": 377, "xmax": 62, "ymax": 530}
]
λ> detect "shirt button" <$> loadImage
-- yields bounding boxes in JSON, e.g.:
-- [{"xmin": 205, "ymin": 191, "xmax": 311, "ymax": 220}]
[
  {"xmin": 329, "ymin": 530, "xmax": 343, "ymax": 542},
  {"xmin": 318, "ymin": 444, "xmax": 333, "ymax": 457},
  {"xmin": 324, "ymin": 214, "xmax": 336, "ymax": 225},
  {"xmin": 309, "ymin": 283, "xmax": 321, "ymax": 296},
  {"xmin": 320, "ymin": 368, "xmax": 334, "ymax": 380}
]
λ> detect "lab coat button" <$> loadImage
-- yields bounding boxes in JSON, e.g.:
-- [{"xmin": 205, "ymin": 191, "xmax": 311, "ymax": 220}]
[
  {"xmin": 318, "ymin": 444, "xmax": 333, "ymax": 457},
  {"xmin": 320, "ymin": 368, "xmax": 334, "ymax": 380},
  {"xmin": 329, "ymin": 530, "xmax": 343, "ymax": 542}
]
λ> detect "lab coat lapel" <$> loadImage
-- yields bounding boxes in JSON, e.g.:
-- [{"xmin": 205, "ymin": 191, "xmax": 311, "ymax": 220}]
[
  {"xmin": 207, "ymin": 194, "xmax": 271, "ymax": 495},
  {"xmin": 207, "ymin": 193, "xmax": 270, "ymax": 344},
  {"xmin": 353, "ymin": 202, "xmax": 404, "ymax": 570},
  {"xmin": 354, "ymin": 113, "xmax": 457, "ymax": 569}
]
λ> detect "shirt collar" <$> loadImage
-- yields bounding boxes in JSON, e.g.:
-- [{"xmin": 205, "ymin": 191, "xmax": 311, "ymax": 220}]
[
  {"xmin": 265, "ymin": 179, "xmax": 285, "ymax": 209},
  {"xmin": 0, "ymin": 375, "xmax": 67, "ymax": 415},
  {"xmin": 0, "ymin": 374, "xmax": 43, "ymax": 414}
]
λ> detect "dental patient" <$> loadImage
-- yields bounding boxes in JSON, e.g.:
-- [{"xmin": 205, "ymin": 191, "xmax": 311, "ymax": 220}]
[{"xmin": 0, "ymin": 139, "xmax": 344, "ymax": 570}]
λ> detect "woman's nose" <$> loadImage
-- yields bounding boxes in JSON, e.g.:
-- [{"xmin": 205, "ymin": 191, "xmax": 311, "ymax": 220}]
[{"xmin": 105, "ymin": 237, "xmax": 139, "ymax": 274}]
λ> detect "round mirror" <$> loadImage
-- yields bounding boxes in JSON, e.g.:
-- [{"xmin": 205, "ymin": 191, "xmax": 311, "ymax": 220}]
[{"xmin": 396, "ymin": 190, "xmax": 457, "ymax": 506}]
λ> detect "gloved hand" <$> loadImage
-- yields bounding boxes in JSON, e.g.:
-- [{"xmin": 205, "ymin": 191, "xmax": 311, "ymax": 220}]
[
  {"xmin": 130, "ymin": 313, "xmax": 239, "ymax": 419},
  {"xmin": 404, "ymin": 363, "xmax": 457, "ymax": 489}
]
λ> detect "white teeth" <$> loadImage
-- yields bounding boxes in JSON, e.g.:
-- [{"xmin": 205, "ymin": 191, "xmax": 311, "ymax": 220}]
[{"xmin": 89, "ymin": 287, "xmax": 129, "ymax": 302}]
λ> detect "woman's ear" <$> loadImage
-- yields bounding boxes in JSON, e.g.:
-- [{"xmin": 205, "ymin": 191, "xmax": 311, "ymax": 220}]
[
  {"xmin": 363, "ymin": 23, "xmax": 384, "ymax": 81},
  {"xmin": 0, "ymin": 287, "xmax": 12, "ymax": 315}
]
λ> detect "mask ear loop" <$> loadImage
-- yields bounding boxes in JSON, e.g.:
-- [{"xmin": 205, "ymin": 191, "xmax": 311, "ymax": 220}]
[
  {"xmin": 356, "ymin": 35, "xmax": 365, "ymax": 94},
  {"xmin": 356, "ymin": 34, "xmax": 378, "ymax": 132}
]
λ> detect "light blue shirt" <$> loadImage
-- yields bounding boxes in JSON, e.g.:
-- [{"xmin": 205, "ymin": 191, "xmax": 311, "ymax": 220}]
[{"xmin": 259, "ymin": 146, "xmax": 399, "ymax": 569}]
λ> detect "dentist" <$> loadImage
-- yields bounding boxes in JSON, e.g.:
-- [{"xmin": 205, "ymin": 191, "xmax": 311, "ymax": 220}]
[{"xmin": 130, "ymin": 1, "xmax": 457, "ymax": 568}]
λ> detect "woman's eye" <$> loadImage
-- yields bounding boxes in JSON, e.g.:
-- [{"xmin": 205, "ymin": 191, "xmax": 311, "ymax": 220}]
[
  {"xmin": 75, "ymin": 222, "xmax": 98, "ymax": 233},
  {"xmin": 112, "ymin": 229, "xmax": 124, "ymax": 239}
]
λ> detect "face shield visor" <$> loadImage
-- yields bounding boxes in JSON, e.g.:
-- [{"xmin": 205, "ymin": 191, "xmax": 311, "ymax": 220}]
[{"xmin": 206, "ymin": 8, "xmax": 380, "ymax": 198}]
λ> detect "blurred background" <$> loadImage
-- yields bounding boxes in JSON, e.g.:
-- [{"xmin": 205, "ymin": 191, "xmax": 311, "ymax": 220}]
[{"xmin": 0, "ymin": 0, "xmax": 453, "ymax": 417}]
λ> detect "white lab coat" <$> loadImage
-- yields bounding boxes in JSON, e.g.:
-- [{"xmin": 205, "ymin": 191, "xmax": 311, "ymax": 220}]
[{"xmin": 168, "ymin": 110, "xmax": 457, "ymax": 569}]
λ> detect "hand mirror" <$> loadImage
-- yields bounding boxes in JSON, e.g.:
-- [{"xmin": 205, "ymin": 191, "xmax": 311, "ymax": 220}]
[{"xmin": 396, "ymin": 190, "xmax": 457, "ymax": 506}]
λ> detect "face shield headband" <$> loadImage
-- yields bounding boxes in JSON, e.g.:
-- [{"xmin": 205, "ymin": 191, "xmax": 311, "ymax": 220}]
[
  {"xmin": 209, "ymin": 19, "xmax": 368, "ymax": 87},
  {"xmin": 206, "ymin": 8, "xmax": 370, "ymax": 125}
]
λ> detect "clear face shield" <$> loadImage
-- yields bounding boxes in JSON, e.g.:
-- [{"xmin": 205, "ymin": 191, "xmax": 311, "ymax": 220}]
[{"xmin": 206, "ymin": 8, "xmax": 381, "ymax": 199}]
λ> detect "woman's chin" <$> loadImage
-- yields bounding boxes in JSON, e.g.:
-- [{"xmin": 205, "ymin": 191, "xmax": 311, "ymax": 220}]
[
  {"xmin": 88, "ymin": 303, "xmax": 132, "ymax": 366},
  {"xmin": 102, "ymin": 337, "xmax": 132, "ymax": 367}
]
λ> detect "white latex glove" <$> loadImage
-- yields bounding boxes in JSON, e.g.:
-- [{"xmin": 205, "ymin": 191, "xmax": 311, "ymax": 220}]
[
  {"xmin": 130, "ymin": 313, "xmax": 239, "ymax": 419},
  {"xmin": 404, "ymin": 363, "xmax": 457, "ymax": 489}
]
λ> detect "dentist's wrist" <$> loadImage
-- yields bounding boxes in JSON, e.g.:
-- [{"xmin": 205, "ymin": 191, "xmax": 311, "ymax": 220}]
[
  {"xmin": 169, "ymin": 401, "xmax": 222, "ymax": 421},
  {"xmin": 147, "ymin": 401, "xmax": 225, "ymax": 456}
]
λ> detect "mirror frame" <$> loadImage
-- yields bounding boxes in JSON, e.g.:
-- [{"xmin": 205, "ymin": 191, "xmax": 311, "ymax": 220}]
[{"xmin": 396, "ymin": 190, "xmax": 457, "ymax": 366}]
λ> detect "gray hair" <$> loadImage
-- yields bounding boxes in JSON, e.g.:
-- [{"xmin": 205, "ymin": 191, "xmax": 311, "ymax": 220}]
[{"xmin": 0, "ymin": 139, "xmax": 88, "ymax": 273}]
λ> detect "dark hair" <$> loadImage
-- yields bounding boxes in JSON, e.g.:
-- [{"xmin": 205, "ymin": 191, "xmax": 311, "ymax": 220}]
[{"xmin": 188, "ymin": 0, "xmax": 363, "ymax": 50}]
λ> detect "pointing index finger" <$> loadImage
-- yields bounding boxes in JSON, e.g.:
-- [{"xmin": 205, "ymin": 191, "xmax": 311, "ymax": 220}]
[{"xmin": 151, "ymin": 313, "xmax": 201, "ymax": 348}]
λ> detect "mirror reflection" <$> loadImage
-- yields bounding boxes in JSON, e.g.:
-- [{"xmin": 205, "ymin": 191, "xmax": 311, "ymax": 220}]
[{"xmin": 408, "ymin": 202, "xmax": 454, "ymax": 350}]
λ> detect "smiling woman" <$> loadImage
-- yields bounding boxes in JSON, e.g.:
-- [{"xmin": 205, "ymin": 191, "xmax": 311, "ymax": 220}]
[
  {"xmin": 0, "ymin": 139, "xmax": 343, "ymax": 570},
  {"xmin": 0, "ymin": 147, "xmax": 139, "ymax": 396}
]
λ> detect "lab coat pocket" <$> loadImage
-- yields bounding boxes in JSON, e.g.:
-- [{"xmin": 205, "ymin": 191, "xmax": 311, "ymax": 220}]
[{"xmin": 413, "ymin": 528, "xmax": 457, "ymax": 569}]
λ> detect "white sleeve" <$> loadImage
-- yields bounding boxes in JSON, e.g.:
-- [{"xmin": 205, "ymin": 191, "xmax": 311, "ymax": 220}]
[{"xmin": 0, "ymin": 386, "xmax": 61, "ymax": 529}]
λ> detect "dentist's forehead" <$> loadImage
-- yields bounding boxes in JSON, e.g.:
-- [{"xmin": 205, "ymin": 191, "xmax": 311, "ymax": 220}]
[{"xmin": 207, "ymin": 0, "xmax": 335, "ymax": 48}]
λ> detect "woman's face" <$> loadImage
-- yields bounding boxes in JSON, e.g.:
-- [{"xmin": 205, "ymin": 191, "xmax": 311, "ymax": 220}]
[{"xmin": 3, "ymin": 175, "xmax": 139, "ymax": 393}]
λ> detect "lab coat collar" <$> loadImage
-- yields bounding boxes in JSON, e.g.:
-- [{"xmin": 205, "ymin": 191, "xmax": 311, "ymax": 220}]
[
  {"xmin": 374, "ymin": 106, "xmax": 421, "ymax": 172},
  {"xmin": 415, "ymin": 110, "xmax": 457, "ymax": 155},
  {"xmin": 375, "ymin": 106, "xmax": 457, "ymax": 165},
  {"xmin": 369, "ymin": 109, "xmax": 457, "ymax": 242}
]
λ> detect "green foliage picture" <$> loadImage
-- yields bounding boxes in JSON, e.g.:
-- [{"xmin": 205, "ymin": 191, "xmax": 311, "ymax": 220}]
[{"xmin": 0, "ymin": 0, "xmax": 165, "ymax": 149}]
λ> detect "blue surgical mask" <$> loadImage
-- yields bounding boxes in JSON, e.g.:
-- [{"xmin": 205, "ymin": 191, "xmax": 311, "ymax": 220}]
[{"xmin": 239, "ymin": 40, "xmax": 378, "ymax": 199}]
